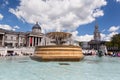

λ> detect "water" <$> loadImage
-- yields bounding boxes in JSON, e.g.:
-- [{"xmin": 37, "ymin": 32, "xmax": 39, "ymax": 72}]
[{"xmin": 0, "ymin": 56, "xmax": 120, "ymax": 80}]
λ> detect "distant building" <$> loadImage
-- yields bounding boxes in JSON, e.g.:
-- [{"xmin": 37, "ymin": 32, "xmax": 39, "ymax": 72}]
[
  {"xmin": 89, "ymin": 24, "xmax": 101, "ymax": 50},
  {"xmin": 0, "ymin": 22, "xmax": 43, "ymax": 48},
  {"xmin": 81, "ymin": 42, "xmax": 90, "ymax": 49}
]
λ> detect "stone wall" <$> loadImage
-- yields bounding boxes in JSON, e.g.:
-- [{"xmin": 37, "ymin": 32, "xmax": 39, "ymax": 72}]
[{"xmin": 0, "ymin": 47, "xmax": 35, "ymax": 56}]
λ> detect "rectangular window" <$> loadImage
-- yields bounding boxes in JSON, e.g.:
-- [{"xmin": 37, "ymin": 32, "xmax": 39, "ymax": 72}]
[
  {"xmin": 5, "ymin": 36, "xmax": 7, "ymax": 40},
  {"xmin": 11, "ymin": 36, "xmax": 13, "ymax": 40}
]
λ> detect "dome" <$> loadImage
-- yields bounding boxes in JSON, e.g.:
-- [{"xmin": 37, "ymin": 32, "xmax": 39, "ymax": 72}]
[
  {"xmin": 32, "ymin": 22, "xmax": 41, "ymax": 33},
  {"xmin": 32, "ymin": 22, "xmax": 41, "ymax": 30}
]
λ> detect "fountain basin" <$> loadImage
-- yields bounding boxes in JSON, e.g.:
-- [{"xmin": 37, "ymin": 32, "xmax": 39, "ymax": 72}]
[{"xmin": 31, "ymin": 45, "xmax": 84, "ymax": 61}]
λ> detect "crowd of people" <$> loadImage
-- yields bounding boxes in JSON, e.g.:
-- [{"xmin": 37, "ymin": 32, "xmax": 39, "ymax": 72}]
[
  {"xmin": 107, "ymin": 52, "xmax": 120, "ymax": 57},
  {"xmin": 82, "ymin": 49, "xmax": 120, "ymax": 57},
  {"xmin": 0, "ymin": 52, "xmax": 33, "ymax": 57}
]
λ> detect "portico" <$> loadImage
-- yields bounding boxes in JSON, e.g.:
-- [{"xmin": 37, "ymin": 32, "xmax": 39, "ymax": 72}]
[
  {"xmin": 28, "ymin": 36, "xmax": 42, "ymax": 47},
  {"xmin": 27, "ymin": 22, "xmax": 43, "ymax": 47}
]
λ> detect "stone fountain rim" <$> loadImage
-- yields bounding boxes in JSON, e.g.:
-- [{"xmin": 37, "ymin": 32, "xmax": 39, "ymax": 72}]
[{"xmin": 36, "ymin": 45, "xmax": 81, "ymax": 48}]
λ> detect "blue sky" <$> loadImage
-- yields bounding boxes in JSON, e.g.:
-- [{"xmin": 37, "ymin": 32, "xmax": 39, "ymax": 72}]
[{"xmin": 0, "ymin": 0, "xmax": 120, "ymax": 41}]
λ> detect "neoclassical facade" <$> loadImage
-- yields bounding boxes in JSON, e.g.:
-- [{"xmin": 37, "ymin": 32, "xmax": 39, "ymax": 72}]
[
  {"xmin": 0, "ymin": 22, "xmax": 43, "ymax": 48},
  {"xmin": 26, "ymin": 22, "xmax": 44, "ymax": 47}
]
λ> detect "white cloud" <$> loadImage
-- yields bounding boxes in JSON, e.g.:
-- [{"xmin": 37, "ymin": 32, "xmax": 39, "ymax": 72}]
[
  {"xmin": 101, "ymin": 26, "xmax": 120, "ymax": 41},
  {"xmin": 116, "ymin": 0, "xmax": 120, "ymax": 2},
  {"xmin": 0, "ymin": 24, "xmax": 13, "ymax": 30},
  {"xmin": 108, "ymin": 26, "xmax": 120, "ymax": 32},
  {"xmin": 75, "ymin": 31, "xmax": 119, "ymax": 42},
  {"xmin": 102, "ymin": 29, "xmax": 105, "ymax": 32},
  {"xmin": 0, "ymin": 24, "xmax": 20, "ymax": 31},
  {"xmin": 92, "ymin": 9, "xmax": 104, "ymax": 17},
  {"xmin": 71, "ymin": 31, "xmax": 93, "ymax": 42},
  {"xmin": 101, "ymin": 32, "xmax": 119, "ymax": 41},
  {"xmin": 14, "ymin": 26, "xmax": 20, "ymax": 29},
  {"xmin": 0, "ymin": 14, "xmax": 4, "ymax": 20},
  {"xmin": 72, "ymin": 25, "xmax": 119, "ymax": 42},
  {"xmin": 9, "ymin": 0, "xmax": 107, "ymax": 32},
  {"xmin": 5, "ymin": 0, "xmax": 9, "ymax": 5}
]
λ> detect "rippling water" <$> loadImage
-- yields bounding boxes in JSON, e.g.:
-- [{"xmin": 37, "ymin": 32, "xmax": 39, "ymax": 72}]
[{"xmin": 0, "ymin": 56, "xmax": 120, "ymax": 80}]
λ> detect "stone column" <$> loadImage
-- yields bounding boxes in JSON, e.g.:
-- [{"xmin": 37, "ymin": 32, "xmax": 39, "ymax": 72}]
[
  {"xmin": 18, "ymin": 35, "xmax": 20, "ymax": 47},
  {"xmin": 34, "ymin": 37, "xmax": 36, "ymax": 46},
  {"xmin": 28, "ymin": 37, "xmax": 30, "ymax": 47},
  {"xmin": 38, "ymin": 37, "xmax": 40, "ymax": 46},
  {"xmin": 12, "ymin": 42, "xmax": 14, "ymax": 47},
  {"xmin": 32, "ymin": 37, "xmax": 34, "ymax": 47},
  {"xmin": 37, "ymin": 37, "xmax": 39, "ymax": 46},
  {"xmin": 2, "ymin": 34, "xmax": 5, "ymax": 46}
]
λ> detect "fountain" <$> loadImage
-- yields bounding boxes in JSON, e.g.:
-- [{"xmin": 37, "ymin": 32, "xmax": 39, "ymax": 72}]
[{"xmin": 31, "ymin": 32, "xmax": 84, "ymax": 61}]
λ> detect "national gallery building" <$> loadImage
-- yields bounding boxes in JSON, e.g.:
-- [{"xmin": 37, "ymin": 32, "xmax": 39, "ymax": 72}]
[
  {"xmin": 0, "ymin": 22, "xmax": 43, "ymax": 47},
  {"xmin": 0, "ymin": 22, "xmax": 44, "ymax": 55}
]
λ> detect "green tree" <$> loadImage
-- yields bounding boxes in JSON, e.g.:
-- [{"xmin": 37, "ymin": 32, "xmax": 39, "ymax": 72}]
[
  {"xmin": 111, "ymin": 33, "xmax": 120, "ymax": 48},
  {"xmin": 105, "ymin": 41, "xmax": 113, "ymax": 47}
]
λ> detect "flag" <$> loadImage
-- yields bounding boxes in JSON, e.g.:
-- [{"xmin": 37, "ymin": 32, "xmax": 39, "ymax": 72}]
[{"xmin": 30, "ymin": 37, "xmax": 32, "ymax": 44}]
